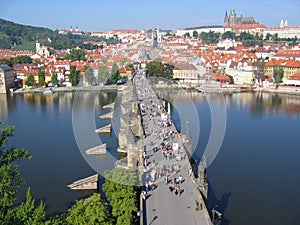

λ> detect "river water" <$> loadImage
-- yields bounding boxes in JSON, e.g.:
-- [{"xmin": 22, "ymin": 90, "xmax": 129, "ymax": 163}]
[{"xmin": 0, "ymin": 90, "xmax": 299, "ymax": 224}]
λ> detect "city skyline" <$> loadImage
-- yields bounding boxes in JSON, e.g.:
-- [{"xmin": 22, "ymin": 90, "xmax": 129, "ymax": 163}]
[{"xmin": 1, "ymin": 0, "xmax": 300, "ymax": 32}]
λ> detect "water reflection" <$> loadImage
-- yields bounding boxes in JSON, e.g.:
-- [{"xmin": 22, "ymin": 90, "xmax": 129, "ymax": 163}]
[
  {"xmin": 224, "ymin": 92, "xmax": 300, "ymax": 117},
  {"xmin": 1, "ymin": 90, "xmax": 118, "ymax": 216},
  {"xmin": 164, "ymin": 91, "xmax": 300, "ymax": 225},
  {"xmin": 0, "ymin": 94, "xmax": 9, "ymax": 120},
  {"xmin": 1, "ymin": 90, "xmax": 300, "ymax": 223},
  {"xmin": 155, "ymin": 89, "xmax": 300, "ymax": 118}
]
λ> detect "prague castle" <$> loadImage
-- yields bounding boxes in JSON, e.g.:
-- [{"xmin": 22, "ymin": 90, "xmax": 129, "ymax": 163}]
[{"xmin": 224, "ymin": 9, "xmax": 257, "ymax": 27}]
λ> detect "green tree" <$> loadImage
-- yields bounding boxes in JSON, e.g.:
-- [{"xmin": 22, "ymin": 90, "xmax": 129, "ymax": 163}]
[
  {"xmin": 239, "ymin": 32, "xmax": 254, "ymax": 40},
  {"xmin": 192, "ymin": 31, "xmax": 198, "ymax": 38},
  {"xmin": 66, "ymin": 193, "xmax": 112, "ymax": 225},
  {"xmin": 103, "ymin": 168, "xmax": 138, "ymax": 225},
  {"xmin": 38, "ymin": 69, "xmax": 45, "ymax": 87},
  {"xmin": 120, "ymin": 58, "xmax": 127, "ymax": 66},
  {"xmin": 184, "ymin": 32, "xmax": 190, "ymax": 39},
  {"xmin": 273, "ymin": 66, "xmax": 284, "ymax": 89},
  {"xmin": 0, "ymin": 122, "xmax": 47, "ymax": 224},
  {"xmin": 252, "ymin": 59, "xmax": 265, "ymax": 81},
  {"xmin": 10, "ymin": 187, "xmax": 46, "ymax": 225},
  {"xmin": 222, "ymin": 31, "xmax": 236, "ymax": 40},
  {"xmin": 84, "ymin": 66, "xmax": 96, "ymax": 85},
  {"xmin": 0, "ymin": 59, "xmax": 13, "ymax": 67},
  {"xmin": 264, "ymin": 33, "xmax": 272, "ymax": 41},
  {"xmin": 65, "ymin": 49, "xmax": 85, "ymax": 61},
  {"xmin": 69, "ymin": 65, "xmax": 80, "ymax": 86},
  {"xmin": 45, "ymin": 215, "xmax": 66, "ymax": 225},
  {"xmin": 25, "ymin": 73, "xmax": 35, "ymax": 87},
  {"xmin": 51, "ymin": 72, "xmax": 58, "ymax": 86},
  {"xmin": 98, "ymin": 65, "xmax": 108, "ymax": 84},
  {"xmin": 110, "ymin": 63, "xmax": 120, "ymax": 84},
  {"xmin": 146, "ymin": 61, "xmax": 163, "ymax": 77},
  {"xmin": 163, "ymin": 63, "xmax": 174, "ymax": 79},
  {"xmin": 0, "ymin": 123, "xmax": 50, "ymax": 225},
  {"xmin": 273, "ymin": 33, "xmax": 279, "ymax": 42},
  {"xmin": 12, "ymin": 55, "xmax": 32, "ymax": 64},
  {"xmin": 226, "ymin": 74, "xmax": 234, "ymax": 84},
  {"xmin": 199, "ymin": 31, "xmax": 220, "ymax": 44}
]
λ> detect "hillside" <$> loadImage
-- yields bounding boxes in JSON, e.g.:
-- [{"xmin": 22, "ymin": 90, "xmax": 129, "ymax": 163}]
[{"xmin": 0, "ymin": 18, "xmax": 119, "ymax": 50}]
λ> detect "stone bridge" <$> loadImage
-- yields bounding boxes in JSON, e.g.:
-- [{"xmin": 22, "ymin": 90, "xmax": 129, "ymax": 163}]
[{"xmin": 115, "ymin": 74, "xmax": 220, "ymax": 225}]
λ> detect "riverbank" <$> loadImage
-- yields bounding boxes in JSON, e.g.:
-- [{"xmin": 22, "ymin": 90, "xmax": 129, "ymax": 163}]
[
  {"xmin": 257, "ymin": 86, "xmax": 300, "ymax": 96},
  {"xmin": 12, "ymin": 83, "xmax": 300, "ymax": 96},
  {"xmin": 13, "ymin": 85, "xmax": 119, "ymax": 93},
  {"xmin": 155, "ymin": 83, "xmax": 300, "ymax": 96}
]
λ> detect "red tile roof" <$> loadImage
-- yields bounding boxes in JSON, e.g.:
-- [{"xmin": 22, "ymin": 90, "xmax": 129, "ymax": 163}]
[
  {"xmin": 231, "ymin": 24, "xmax": 266, "ymax": 29},
  {"xmin": 265, "ymin": 59, "xmax": 287, "ymax": 67},
  {"xmin": 284, "ymin": 60, "xmax": 300, "ymax": 68},
  {"xmin": 212, "ymin": 74, "xmax": 230, "ymax": 82},
  {"xmin": 288, "ymin": 73, "xmax": 300, "ymax": 80}
]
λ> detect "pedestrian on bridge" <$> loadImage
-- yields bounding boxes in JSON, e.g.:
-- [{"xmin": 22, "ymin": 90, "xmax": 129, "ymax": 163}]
[
  {"xmin": 164, "ymin": 175, "xmax": 168, "ymax": 184},
  {"xmin": 169, "ymin": 182, "xmax": 174, "ymax": 192},
  {"xmin": 178, "ymin": 175, "xmax": 183, "ymax": 184}
]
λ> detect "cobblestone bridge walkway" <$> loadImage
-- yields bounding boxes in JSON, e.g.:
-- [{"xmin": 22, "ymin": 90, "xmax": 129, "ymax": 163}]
[{"xmin": 133, "ymin": 74, "xmax": 212, "ymax": 225}]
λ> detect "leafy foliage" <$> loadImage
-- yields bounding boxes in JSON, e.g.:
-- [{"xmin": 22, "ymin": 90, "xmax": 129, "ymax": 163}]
[
  {"xmin": 9, "ymin": 188, "xmax": 46, "ymax": 225},
  {"xmin": 51, "ymin": 72, "xmax": 58, "ymax": 86},
  {"xmin": 0, "ymin": 123, "xmax": 141, "ymax": 225},
  {"xmin": 163, "ymin": 63, "xmax": 174, "ymax": 79},
  {"xmin": 66, "ymin": 193, "xmax": 112, "ymax": 225},
  {"xmin": 183, "ymin": 32, "xmax": 190, "ymax": 39},
  {"xmin": 25, "ymin": 73, "xmax": 35, "ymax": 87},
  {"xmin": 69, "ymin": 65, "xmax": 80, "ymax": 86},
  {"xmin": 84, "ymin": 66, "xmax": 96, "ymax": 85},
  {"xmin": 103, "ymin": 168, "xmax": 138, "ymax": 225},
  {"xmin": 120, "ymin": 58, "xmax": 127, "ymax": 66},
  {"xmin": 0, "ymin": 59, "xmax": 13, "ymax": 67},
  {"xmin": 226, "ymin": 74, "xmax": 234, "ymax": 84},
  {"xmin": 38, "ymin": 69, "xmax": 45, "ymax": 86},
  {"xmin": 0, "ymin": 122, "xmax": 40, "ymax": 224},
  {"xmin": 64, "ymin": 49, "xmax": 85, "ymax": 61},
  {"xmin": 0, "ymin": 56, "xmax": 32, "ymax": 67},
  {"xmin": 110, "ymin": 63, "xmax": 120, "ymax": 84},
  {"xmin": 192, "ymin": 31, "xmax": 198, "ymax": 38},
  {"xmin": 98, "ymin": 65, "xmax": 108, "ymax": 84},
  {"xmin": 12, "ymin": 55, "xmax": 32, "ymax": 64},
  {"xmin": 273, "ymin": 66, "xmax": 284, "ymax": 88},
  {"xmin": 199, "ymin": 31, "xmax": 220, "ymax": 44},
  {"xmin": 222, "ymin": 31, "xmax": 236, "ymax": 40},
  {"xmin": 0, "ymin": 18, "xmax": 120, "ymax": 50},
  {"xmin": 146, "ymin": 61, "xmax": 174, "ymax": 79},
  {"xmin": 146, "ymin": 61, "xmax": 163, "ymax": 77},
  {"xmin": 252, "ymin": 59, "xmax": 265, "ymax": 80}
]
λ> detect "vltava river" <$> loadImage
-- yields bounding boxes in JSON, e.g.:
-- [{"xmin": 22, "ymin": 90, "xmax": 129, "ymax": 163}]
[{"xmin": 0, "ymin": 90, "xmax": 299, "ymax": 224}]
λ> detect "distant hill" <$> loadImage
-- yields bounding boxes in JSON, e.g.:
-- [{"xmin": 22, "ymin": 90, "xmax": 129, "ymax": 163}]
[{"xmin": 0, "ymin": 18, "xmax": 119, "ymax": 51}]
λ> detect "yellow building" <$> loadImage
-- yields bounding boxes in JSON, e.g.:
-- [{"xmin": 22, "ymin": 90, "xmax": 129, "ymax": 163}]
[
  {"xmin": 23, "ymin": 70, "xmax": 50, "ymax": 88},
  {"xmin": 225, "ymin": 68, "xmax": 254, "ymax": 85},
  {"xmin": 265, "ymin": 59, "xmax": 300, "ymax": 79},
  {"xmin": 119, "ymin": 66, "xmax": 133, "ymax": 79},
  {"xmin": 173, "ymin": 62, "xmax": 198, "ymax": 80}
]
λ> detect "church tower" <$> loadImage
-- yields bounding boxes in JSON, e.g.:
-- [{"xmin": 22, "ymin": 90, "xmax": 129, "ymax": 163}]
[
  {"xmin": 224, "ymin": 10, "xmax": 229, "ymax": 27},
  {"xmin": 229, "ymin": 9, "xmax": 237, "ymax": 26}
]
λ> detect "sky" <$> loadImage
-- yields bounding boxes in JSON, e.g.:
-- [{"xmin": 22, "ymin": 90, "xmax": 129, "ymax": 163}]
[{"xmin": 1, "ymin": 0, "xmax": 300, "ymax": 32}]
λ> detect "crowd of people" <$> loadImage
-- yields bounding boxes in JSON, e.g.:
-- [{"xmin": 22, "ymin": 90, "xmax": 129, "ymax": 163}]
[{"xmin": 133, "ymin": 74, "xmax": 190, "ymax": 201}]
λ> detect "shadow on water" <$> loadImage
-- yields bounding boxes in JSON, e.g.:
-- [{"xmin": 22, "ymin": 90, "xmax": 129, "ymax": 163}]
[
  {"xmin": 207, "ymin": 181, "xmax": 231, "ymax": 225},
  {"xmin": 189, "ymin": 157, "xmax": 230, "ymax": 224}
]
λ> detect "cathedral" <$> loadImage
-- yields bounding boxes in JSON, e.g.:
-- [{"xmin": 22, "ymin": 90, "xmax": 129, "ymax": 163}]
[{"xmin": 224, "ymin": 9, "xmax": 257, "ymax": 27}]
